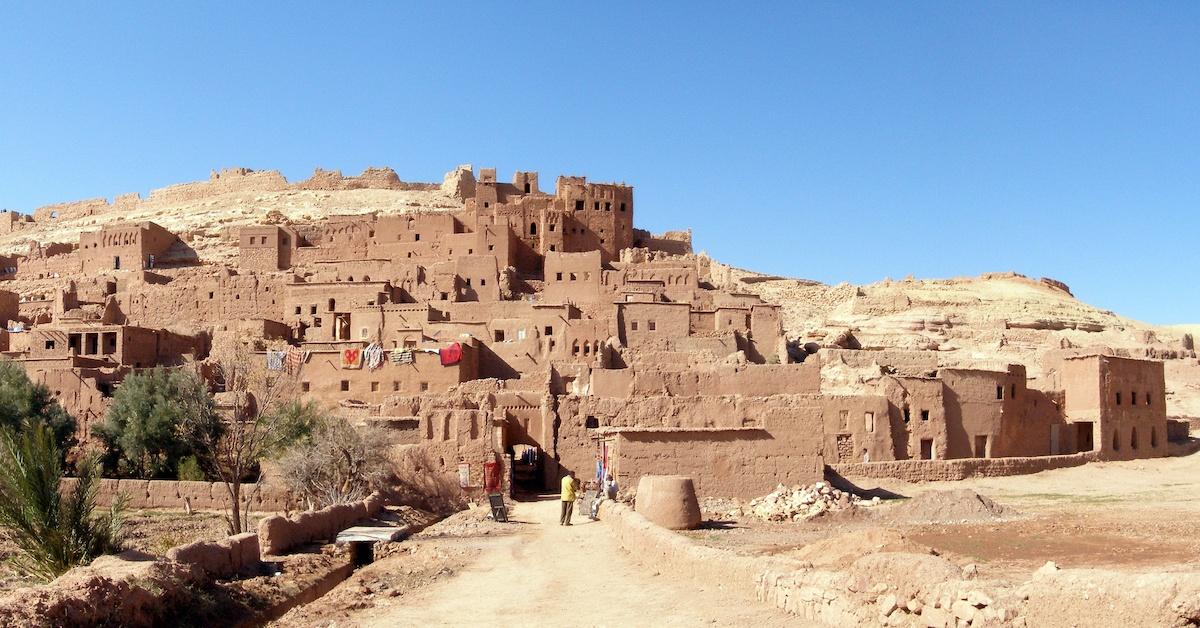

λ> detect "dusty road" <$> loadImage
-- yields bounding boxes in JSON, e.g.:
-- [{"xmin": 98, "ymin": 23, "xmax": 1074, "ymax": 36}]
[{"xmin": 357, "ymin": 499, "xmax": 805, "ymax": 627}]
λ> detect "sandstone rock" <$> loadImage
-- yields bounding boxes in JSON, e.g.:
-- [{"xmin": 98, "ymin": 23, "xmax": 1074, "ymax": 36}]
[
  {"xmin": 966, "ymin": 591, "xmax": 992, "ymax": 608},
  {"xmin": 951, "ymin": 599, "xmax": 976, "ymax": 622},
  {"xmin": 1034, "ymin": 561, "xmax": 1059, "ymax": 578},
  {"xmin": 921, "ymin": 606, "xmax": 952, "ymax": 628},
  {"xmin": 877, "ymin": 593, "xmax": 898, "ymax": 616},
  {"xmin": 748, "ymin": 481, "xmax": 864, "ymax": 522}
]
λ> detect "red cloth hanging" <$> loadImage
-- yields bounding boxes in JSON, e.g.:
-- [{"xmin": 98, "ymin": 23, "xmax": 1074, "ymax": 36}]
[
  {"xmin": 483, "ymin": 461, "xmax": 501, "ymax": 492},
  {"xmin": 439, "ymin": 341, "xmax": 462, "ymax": 366}
]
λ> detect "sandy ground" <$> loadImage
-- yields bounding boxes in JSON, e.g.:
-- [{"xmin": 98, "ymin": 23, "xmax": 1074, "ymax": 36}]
[
  {"xmin": 689, "ymin": 451, "xmax": 1200, "ymax": 583},
  {"xmin": 293, "ymin": 498, "xmax": 807, "ymax": 628}
]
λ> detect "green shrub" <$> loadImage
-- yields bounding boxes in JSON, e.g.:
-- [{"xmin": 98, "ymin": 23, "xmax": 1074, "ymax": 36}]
[
  {"xmin": 96, "ymin": 367, "xmax": 221, "ymax": 479},
  {"xmin": 0, "ymin": 361, "xmax": 76, "ymax": 452},
  {"xmin": 176, "ymin": 455, "xmax": 207, "ymax": 482}
]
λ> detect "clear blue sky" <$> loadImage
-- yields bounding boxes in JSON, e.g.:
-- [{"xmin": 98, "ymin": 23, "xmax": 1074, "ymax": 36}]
[{"xmin": 1, "ymin": 3, "xmax": 1196, "ymax": 323}]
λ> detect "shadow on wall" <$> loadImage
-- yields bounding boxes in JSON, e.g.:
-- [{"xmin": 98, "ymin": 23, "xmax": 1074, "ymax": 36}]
[
  {"xmin": 823, "ymin": 468, "xmax": 908, "ymax": 501},
  {"xmin": 154, "ymin": 240, "xmax": 201, "ymax": 268},
  {"xmin": 476, "ymin": 343, "xmax": 522, "ymax": 381},
  {"xmin": 389, "ymin": 445, "xmax": 472, "ymax": 513}
]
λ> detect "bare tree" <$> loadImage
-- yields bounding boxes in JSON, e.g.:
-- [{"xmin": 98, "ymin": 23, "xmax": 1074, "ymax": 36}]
[
  {"xmin": 192, "ymin": 344, "xmax": 312, "ymax": 534},
  {"xmin": 278, "ymin": 414, "xmax": 390, "ymax": 510}
]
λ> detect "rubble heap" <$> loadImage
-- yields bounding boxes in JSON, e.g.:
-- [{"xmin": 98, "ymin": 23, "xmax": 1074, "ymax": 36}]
[{"xmin": 748, "ymin": 481, "xmax": 877, "ymax": 522}]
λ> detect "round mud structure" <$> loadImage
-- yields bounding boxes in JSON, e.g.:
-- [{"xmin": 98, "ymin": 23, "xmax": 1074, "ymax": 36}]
[{"xmin": 635, "ymin": 475, "xmax": 702, "ymax": 530}]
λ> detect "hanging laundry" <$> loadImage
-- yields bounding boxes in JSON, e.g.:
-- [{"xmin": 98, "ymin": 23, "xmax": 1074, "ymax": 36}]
[
  {"xmin": 342, "ymin": 348, "xmax": 362, "ymax": 369},
  {"xmin": 391, "ymin": 348, "xmax": 415, "ymax": 365},
  {"xmin": 439, "ymin": 341, "xmax": 462, "ymax": 366},
  {"xmin": 364, "ymin": 342, "xmax": 385, "ymax": 370},
  {"xmin": 266, "ymin": 350, "xmax": 286, "ymax": 371},
  {"xmin": 284, "ymin": 346, "xmax": 308, "ymax": 374}
]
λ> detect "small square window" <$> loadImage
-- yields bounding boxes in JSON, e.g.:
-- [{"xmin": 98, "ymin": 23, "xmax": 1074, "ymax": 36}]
[
  {"xmin": 648, "ymin": 320, "xmax": 656, "ymax": 331},
  {"xmin": 555, "ymin": 272, "xmax": 563, "ymax": 281},
  {"xmin": 371, "ymin": 382, "xmax": 379, "ymax": 392},
  {"xmin": 415, "ymin": 233, "xmax": 421, "ymax": 241},
  {"xmin": 340, "ymin": 380, "xmax": 349, "ymax": 391},
  {"xmin": 488, "ymin": 244, "xmax": 494, "ymax": 251},
  {"xmin": 314, "ymin": 317, "xmax": 322, "ymax": 327},
  {"xmin": 310, "ymin": 305, "xmax": 318, "ymax": 315},
  {"xmin": 495, "ymin": 330, "xmax": 505, "ymax": 342},
  {"xmin": 549, "ymin": 224, "xmax": 556, "ymax": 232},
  {"xmin": 480, "ymin": 278, "xmax": 486, "ymax": 286},
  {"xmin": 392, "ymin": 381, "xmax": 400, "ymax": 391},
  {"xmin": 631, "ymin": 321, "xmax": 639, "ymax": 331},
  {"xmin": 301, "ymin": 382, "xmax": 310, "ymax": 392},
  {"xmin": 544, "ymin": 326, "xmax": 553, "ymax": 336},
  {"xmin": 420, "ymin": 382, "xmax": 429, "ymax": 391},
  {"xmin": 920, "ymin": 410, "xmax": 930, "ymax": 421}
]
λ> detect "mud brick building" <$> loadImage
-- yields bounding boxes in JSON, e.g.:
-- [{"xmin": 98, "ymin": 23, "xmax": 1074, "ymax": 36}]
[{"xmin": 0, "ymin": 165, "xmax": 1167, "ymax": 498}]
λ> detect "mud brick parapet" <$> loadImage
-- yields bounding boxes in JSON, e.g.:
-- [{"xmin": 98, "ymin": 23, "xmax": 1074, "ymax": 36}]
[
  {"xmin": 63, "ymin": 478, "xmax": 291, "ymax": 512},
  {"xmin": 258, "ymin": 492, "xmax": 386, "ymax": 555},
  {"xmin": 828, "ymin": 451, "xmax": 1099, "ymax": 483},
  {"xmin": 166, "ymin": 532, "xmax": 260, "ymax": 579}
]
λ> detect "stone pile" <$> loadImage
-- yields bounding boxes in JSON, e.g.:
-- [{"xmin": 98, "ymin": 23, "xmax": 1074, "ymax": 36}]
[{"xmin": 748, "ymin": 481, "xmax": 877, "ymax": 521}]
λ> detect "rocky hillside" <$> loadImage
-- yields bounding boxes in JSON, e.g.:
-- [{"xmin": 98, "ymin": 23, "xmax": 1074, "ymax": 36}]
[{"xmin": 707, "ymin": 259, "xmax": 1200, "ymax": 417}]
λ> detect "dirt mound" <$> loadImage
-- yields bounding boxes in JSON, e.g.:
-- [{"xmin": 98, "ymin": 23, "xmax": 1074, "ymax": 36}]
[
  {"xmin": 788, "ymin": 528, "xmax": 934, "ymax": 568},
  {"xmin": 884, "ymin": 489, "xmax": 1016, "ymax": 523},
  {"xmin": 0, "ymin": 552, "xmax": 203, "ymax": 627}
]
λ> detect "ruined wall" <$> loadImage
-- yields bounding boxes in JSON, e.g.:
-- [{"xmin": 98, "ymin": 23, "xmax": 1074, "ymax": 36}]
[
  {"xmin": 829, "ymin": 451, "xmax": 1099, "ymax": 482},
  {"xmin": 71, "ymin": 478, "xmax": 290, "ymax": 511}
]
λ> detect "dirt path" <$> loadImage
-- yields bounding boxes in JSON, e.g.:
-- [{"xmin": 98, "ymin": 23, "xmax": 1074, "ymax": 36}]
[{"xmin": 356, "ymin": 499, "xmax": 806, "ymax": 627}]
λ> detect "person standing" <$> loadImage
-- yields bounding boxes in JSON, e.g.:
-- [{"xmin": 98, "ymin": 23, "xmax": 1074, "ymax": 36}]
[{"xmin": 560, "ymin": 470, "xmax": 579, "ymax": 525}]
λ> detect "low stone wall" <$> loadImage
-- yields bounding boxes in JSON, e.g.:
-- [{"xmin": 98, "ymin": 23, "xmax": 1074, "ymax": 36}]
[
  {"xmin": 258, "ymin": 493, "xmax": 386, "ymax": 555},
  {"xmin": 166, "ymin": 532, "xmax": 260, "ymax": 579},
  {"xmin": 66, "ymin": 478, "xmax": 291, "ymax": 512},
  {"xmin": 829, "ymin": 452, "xmax": 1099, "ymax": 483}
]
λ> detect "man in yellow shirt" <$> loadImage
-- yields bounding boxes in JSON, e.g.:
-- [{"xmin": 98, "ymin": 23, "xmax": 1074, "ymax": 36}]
[{"xmin": 560, "ymin": 470, "xmax": 579, "ymax": 526}]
